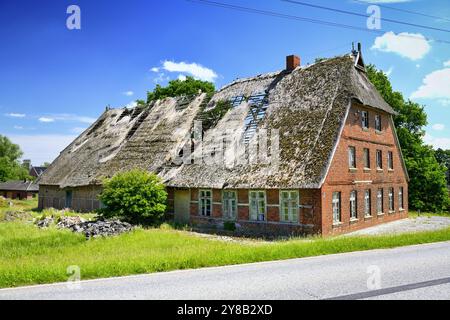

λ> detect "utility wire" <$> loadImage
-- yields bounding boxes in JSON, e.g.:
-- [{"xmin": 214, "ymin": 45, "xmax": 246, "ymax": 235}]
[
  {"xmin": 282, "ymin": 0, "xmax": 450, "ymax": 34},
  {"xmin": 352, "ymin": 0, "xmax": 450, "ymax": 23},
  {"xmin": 187, "ymin": 0, "xmax": 450, "ymax": 45}
]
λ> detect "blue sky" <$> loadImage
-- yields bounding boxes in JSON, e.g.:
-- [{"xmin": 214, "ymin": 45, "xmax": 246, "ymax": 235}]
[{"xmin": 0, "ymin": 0, "xmax": 449, "ymax": 165}]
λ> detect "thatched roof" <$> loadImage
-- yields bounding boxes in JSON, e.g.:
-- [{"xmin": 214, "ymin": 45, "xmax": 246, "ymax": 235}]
[{"xmin": 38, "ymin": 54, "xmax": 395, "ymax": 189}]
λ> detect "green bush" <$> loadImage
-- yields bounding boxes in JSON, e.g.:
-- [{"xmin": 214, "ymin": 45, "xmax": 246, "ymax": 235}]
[{"xmin": 98, "ymin": 170, "xmax": 167, "ymax": 225}]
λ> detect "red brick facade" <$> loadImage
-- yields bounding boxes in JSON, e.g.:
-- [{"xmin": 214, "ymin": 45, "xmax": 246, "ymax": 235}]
[{"xmin": 168, "ymin": 103, "xmax": 408, "ymax": 237}]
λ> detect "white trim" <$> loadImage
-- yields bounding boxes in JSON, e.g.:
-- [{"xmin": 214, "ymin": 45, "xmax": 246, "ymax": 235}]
[
  {"xmin": 248, "ymin": 190, "xmax": 267, "ymax": 222},
  {"xmin": 389, "ymin": 116, "xmax": 410, "ymax": 181}
]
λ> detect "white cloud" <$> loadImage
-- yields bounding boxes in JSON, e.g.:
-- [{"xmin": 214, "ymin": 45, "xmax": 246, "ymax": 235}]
[
  {"xmin": 13, "ymin": 126, "xmax": 23, "ymax": 130},
  {"xmin": 122, "ymin": 91, "xmax": 134, "ymax": 96},
  {"xmin": 178, "ymin": 74, "xmax": 187, "ymax": 81},
  {"xmin": 411, "ymin": 67, "xmax": 450, "ymax": 100},
  {"xmin": 151, "ymin": 67, "xmax": 160, "ymax": 73},
  {"xmin": 161, "ymin": 60, "xmax": 218, "ymax": 82},
  {"xmin": 8, "ymin": 134, "xmax": 77, "ymax": 165},
  {"xmin": 6, "ymin": 113, "xmax": 26, "ymax": 118},
  {"xmin": 70, "ymin": 127, "xmax": 87, "ymax": 134},
  {"xmin": 39, "ymin": 117, "xmax": 55, "ymax": 123},
  {"xmin": 432, "ymin": 124, "xmax": 445, "ymax": 131},
  {"xmin": 153, "ymin": 72, "xmax": 170, "ymax": 84},
  {"xmin": 416, "ymin": 64, "xmax": 421, "ymax": 68},
  {"xmin": 372, "ymin": 32, "xmax": 431, "ymax": 60},
  {"xmin": 38, "ymin": 114, "xmax": 96, "ymax": 124},
  {"xmin": 425, "ymin": 133, "xmax": 450, "ymax": 150},
  {"xmin": 444, "ymin": 60, "xmax": 450, "ymax": 67},
  {"xmin": 125, "ymin": 101, "xmax": 138, "ymax": 109}
]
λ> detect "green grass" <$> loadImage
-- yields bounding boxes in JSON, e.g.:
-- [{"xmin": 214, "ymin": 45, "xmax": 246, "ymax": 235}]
[
  {"xmin": 409, "ymin": 210, "xmax": 450, "ymax": 218},
  {"xmin": 1, "ymin": 221, "xmax": 450, "ymax": 288}
]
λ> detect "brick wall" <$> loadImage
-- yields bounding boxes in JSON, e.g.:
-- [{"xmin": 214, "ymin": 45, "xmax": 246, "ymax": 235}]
[{"xmin": 321, "ymin": 103, "xmax": 409, "ymax": 235}]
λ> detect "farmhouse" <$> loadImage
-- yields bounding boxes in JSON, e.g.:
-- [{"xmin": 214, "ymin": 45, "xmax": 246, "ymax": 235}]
[
  {"xmin": 0, "ymin": 180, "xmax": 39, "ymax": 200},
  {"xmin": 37, "ymin": 45, "xmax": 409, "ymax": 236}
]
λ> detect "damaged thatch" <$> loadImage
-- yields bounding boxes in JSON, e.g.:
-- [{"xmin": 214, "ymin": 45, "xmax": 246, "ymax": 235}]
[{"xmin": 38, "ymin": 54, "xmax": 394, "ymax": 189}]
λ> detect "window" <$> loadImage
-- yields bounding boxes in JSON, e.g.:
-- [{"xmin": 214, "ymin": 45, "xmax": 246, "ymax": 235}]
[
  {"xmin": 363, "ymin": 148, "xmax": 371, "ymax": 169},
  {"xmin": 399, "ymin": 187, "xmax": 404, "ymax": 210},
  {"xmin": 375, "ymin": 114, "xmax": 382, "ymax": 131},
  {"xmin": 389, "ymin": 188, "xmax": 395, "ymax": 212},
  {"xmin": 388, "ymin": 151, "xmax": 394, "ymax": 170},
  {"xmin": 199, "ymin": 190, "xmax": 212, "ymax": 216},
  {"xmin": 364, "ymin": 190, "xmax": 371, "ymax": 217},
  {"xmin": 348, "ymin": 146, "xmax": 356, "ymax": 169},
  {"xmin": 377, "ymin": 188, "xmax": 384, "ymax": 214},
  {"xmin": 376, "ymin": 150, "xmax": 383, "ymax": 169},
  {"xmin": 280, "ymin": 191, "xmax": 299, "ymax": 223},
  {"xmin": 223, "ymin": 191, "xmax": 237, "ymax": 220},
  {"xmin": 332, "ymin": 192, "xmax": 341, "ymax": 224},
  {"xmin": 350, "ymin": 191, "xmax": 358, "ymax": 220},
  {"xmin": 361, "ymin": 111, "xmax": 369, "ymax": 129},
  {"xmin": 250, "ymin": 191, "xmax": 266, "ymax": 221}
]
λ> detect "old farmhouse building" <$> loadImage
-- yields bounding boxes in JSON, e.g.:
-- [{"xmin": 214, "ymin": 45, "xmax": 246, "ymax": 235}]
[{"xmin": 37, "ymin": 47, "xmax": 409, "ymax": 236}]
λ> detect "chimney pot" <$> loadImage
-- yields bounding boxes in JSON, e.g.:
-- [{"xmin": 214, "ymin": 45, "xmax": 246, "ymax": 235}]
[{"xmin": 286, "ymin": 55, "xmax": 300, "ymax": 71}]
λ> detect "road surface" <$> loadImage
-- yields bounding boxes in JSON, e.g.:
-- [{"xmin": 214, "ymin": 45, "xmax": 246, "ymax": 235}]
[{"xmin": 1, "ymin": 241, "xmax": 450, "ymax": 300}]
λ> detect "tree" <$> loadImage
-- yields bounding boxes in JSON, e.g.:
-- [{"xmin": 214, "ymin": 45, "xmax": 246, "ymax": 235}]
[
  {"xmin": 435, "ymin": 149, "xmax": 450, "ymax": 185},
  {"xmin": 367, "ymin": 65, "xmax": 449, "ymax": 212},
  {"xmin": 0, "ymin": 135, "xmax": 30, "ymax": 182},
  {"xmin": 146, "ymin": 76, "xmax": 215, "ymax": 104},
  {"xmin": 98, "ymin": 170, "xmax": 167, "ymax": 225}
]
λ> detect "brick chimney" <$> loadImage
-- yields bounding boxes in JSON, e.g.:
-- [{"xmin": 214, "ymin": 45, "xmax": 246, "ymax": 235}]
[{"xmin": 286, "ymin": 55, "xmax": 300, "ymax": 71}]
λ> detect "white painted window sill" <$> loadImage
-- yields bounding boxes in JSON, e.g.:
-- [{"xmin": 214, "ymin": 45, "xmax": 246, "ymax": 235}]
[
  {"xmin": 333, "ymin": 222, "xmax": 343, "ymax": 227},
  {"xmin": 364, "ymin": 215, "xmax": 373, "ymax": 220},
  {"xmin": 377, "ymin": 212, "xmax": 385, "ymax": 216}
]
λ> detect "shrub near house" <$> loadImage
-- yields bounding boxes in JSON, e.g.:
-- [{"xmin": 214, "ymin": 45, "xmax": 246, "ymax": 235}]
[{"xmin": 98, "ymin": 170, "xmax": 167, "ymax": 225}]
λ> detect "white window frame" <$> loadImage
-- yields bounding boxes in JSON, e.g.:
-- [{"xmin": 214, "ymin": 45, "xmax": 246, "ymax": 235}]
[
  {"xmin": 199, "ymin": 189, "xmax": 212, "ymax": 217},
  {"xmin": 388, "ymin": 151, "xmax": 394, "ymax": 170},
  {"xmin": 364, "ymin": 190, "xmax": 371, "ymax": 217},
  {"xmin": 363, "ymin": 148, "xmax": 370, "ymax": 169},
  {"xmin": 399, "ymin": 187, "xmax": 404, "ymax": 210},
  {"xmin": 350, "ymin": 191, "xmax": 357, "ymax": 220},
  {"xmin": 376, "ymin": 150, "xmax": 383, "ymax": 169},
  {"xmin": 280, "ymin": 190, "xmax": 299, "ymax": 223},
  {"xmin": 348, "ymin": 146, "xmax": 356, "ymax": 169},
  {"xmin": 375, "ymin": 114, "xmax": 382, "ymax": 132},
  {"xmin": 361, "ymin": 111, "xmax": 369, "ymax": 129},
  {"xmin": 377, "ymin": 188, "xmax": 384, "ymax": 214},
  {"xmin": 332, "ymin": 192, "xmax": 341, "ymax": 224},
  {"xmin": 249, "ymin": 190, "xmax": 266, "ymax": 222},
  {"xmin": 389, "ymin": 188, "xmax": 395, "ymax": 212},
  {"xmin": 222, "ymin": 190, "xmax": 237, "ymax": 220}
]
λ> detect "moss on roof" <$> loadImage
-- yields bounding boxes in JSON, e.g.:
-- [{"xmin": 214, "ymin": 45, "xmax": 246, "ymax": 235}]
[{"xmin": 38, "ymin": 54, "xmax": 395, "ymax": 189}]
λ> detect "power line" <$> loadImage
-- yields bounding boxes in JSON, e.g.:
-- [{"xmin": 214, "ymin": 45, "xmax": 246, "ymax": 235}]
[
  {"xmin": 187, "ymin": 0, "xmax": 450, "ymax": 45},
  {"xmin": 353, "ymin": 0, "xmax": 450, "ymax": 23},
  {"xmin": 282, "ymin": 0, "xmax": 450, "ymax": 34}
]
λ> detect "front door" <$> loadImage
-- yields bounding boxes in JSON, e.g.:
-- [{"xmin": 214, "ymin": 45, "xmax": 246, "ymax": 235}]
[
  {"xmin": 174, "ymin": 189, "xmax": 190, "ymax": 224},
  {"xmin": 65, "ymin": 190, "xmax": 73, "ymax": 208}
]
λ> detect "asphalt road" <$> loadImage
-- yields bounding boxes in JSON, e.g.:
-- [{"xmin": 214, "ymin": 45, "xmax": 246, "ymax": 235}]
[{"xmin": 1, "ymin": 241, "xmax": 450, "ymax": 300}]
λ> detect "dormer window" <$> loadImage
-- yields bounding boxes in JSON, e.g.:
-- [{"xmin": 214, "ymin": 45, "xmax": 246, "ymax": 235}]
[{"xmin": 361, "ymin": 111, "xmax": 369, "ymax": 130}]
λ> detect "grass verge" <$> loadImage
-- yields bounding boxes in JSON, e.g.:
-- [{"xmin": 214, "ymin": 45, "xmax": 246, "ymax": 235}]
[{"xmin": 1, "ymin": 222, "xmax": 450, "ymax": 288}]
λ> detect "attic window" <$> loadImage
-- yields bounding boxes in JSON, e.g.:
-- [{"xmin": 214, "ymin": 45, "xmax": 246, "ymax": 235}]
[{"xmin": 242, "ymin": 92, "xmax": 269, "ymax": 145}]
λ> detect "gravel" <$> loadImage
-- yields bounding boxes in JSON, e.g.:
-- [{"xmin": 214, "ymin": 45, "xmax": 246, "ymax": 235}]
[{"xmin": 346, "ymin": 216, "xmax": 450, "ymax": 236}]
